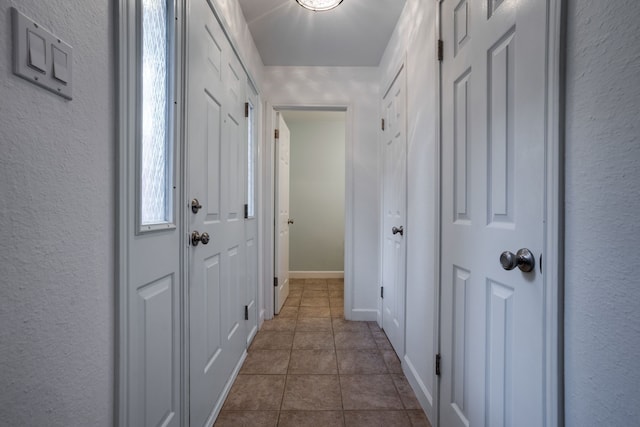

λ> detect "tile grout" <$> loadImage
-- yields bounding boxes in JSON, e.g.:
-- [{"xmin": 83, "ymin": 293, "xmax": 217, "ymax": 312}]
[{"xmin": 216, "ymin": 278, "xmax": 430, "ymax": 426}]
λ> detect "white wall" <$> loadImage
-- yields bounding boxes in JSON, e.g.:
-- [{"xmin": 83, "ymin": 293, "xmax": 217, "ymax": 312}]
[
  {"xmin": 0, "ymin": 1, "xmax": 114, "ymax": 425},
  {"xmin": 378, "ymin": 0, "xmax": 439, "ymax": 422},
  {"xmin": 263, "ymin": 66, "xmax": 379, "ymax": 319},
  {"xmin": 564, "ymin": 0, "xmax": 640, "ymax": 424},
  {"xmin": 284, "ymin": 113, "xmax": 346, "ymax": 272}
]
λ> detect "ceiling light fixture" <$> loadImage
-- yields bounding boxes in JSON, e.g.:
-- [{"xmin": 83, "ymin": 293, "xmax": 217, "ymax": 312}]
[{"xmin": 295, "ymin": 0, "xmax": 344, "ymax": 12}]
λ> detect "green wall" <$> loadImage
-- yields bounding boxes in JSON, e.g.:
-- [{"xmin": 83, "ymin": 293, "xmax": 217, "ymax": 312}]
[{"xmin": 284, "ymin": 111, "xmax": 345, "ymax": 271}]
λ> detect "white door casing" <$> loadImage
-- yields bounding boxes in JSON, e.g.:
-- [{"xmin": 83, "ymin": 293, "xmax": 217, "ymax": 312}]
[
  {"xmin": 274, "ymin": 112, "xmax": 291, "ymax": 314},
  {"xmin": 186, "ymin": 3, "xmax": 247, "ymax": 425},
  {"xmin": 439, "ymin": 0, "xmax": 551, "ymax": 425},
  {"xmin": 381, "ymin": 66, "xmax": 407, "ymax": 357}
]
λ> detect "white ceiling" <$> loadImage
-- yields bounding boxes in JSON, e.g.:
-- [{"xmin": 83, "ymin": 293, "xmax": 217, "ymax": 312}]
[{"xmin": 237, "ymin": 0, "xmax": 407, "ymax": 66}]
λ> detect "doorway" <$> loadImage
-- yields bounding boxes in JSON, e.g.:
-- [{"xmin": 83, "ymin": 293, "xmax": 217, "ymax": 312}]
[
  {"xmin": 282, "ymin": 110, "xmax": 346, "ymax": 276},
  {"xmin": 268, "ymin": 107, "xmax": 350, "ymax": 319}
]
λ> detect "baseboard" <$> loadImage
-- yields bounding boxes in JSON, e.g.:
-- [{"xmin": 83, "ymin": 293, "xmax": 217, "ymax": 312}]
[
  {"xmin": 347, "ymin": 308, "xmax": 378, "ymax": 322},
  {"xmin": 289, "ymin": 271, "xmax": 344, "ymax": 279},
  {"xmin": 206, "ymin": 349, "xmax": 247, "ymax": 426},
  {"xmin": 403, "ymin": 354, "xmax": 435, "ymax": 423}
]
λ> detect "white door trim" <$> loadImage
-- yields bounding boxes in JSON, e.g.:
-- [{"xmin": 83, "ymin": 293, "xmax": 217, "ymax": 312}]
[
  {"xmin": 434, "ymin": 0, "xmax": 565, "ymax": 425},
  {"xmin": 263, "ymin": 105, "xmax": 354, "ymax": 319},
  {"xmin": 543, "ymin": 1, "xmax": 565, "ymax": 424}
]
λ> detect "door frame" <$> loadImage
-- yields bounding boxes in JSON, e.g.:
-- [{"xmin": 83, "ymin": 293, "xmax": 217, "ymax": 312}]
[
  {"xmin": 434, "ymin": 0, "xmax": 565, "ymax": 425},
  {"xmin": 262, "ymin": 104, "xmax": 353, "ymax": 320}
]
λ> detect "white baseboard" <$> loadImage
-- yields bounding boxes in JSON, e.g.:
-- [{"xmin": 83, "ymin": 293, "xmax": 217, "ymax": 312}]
[
  {"xmin": 346, "ymin": 308, "xmax": 378, "ymax": 322},
  {"xmin": 207, "ymin": 349, "xmax": 247, "ymax": 426},
  {"xmin": 289, "ymin": 271, "xmax": 344, "ymax": 279},
  {"xmin": 403, "ymin": 354, "xmax": 435, "ymax": 424}
]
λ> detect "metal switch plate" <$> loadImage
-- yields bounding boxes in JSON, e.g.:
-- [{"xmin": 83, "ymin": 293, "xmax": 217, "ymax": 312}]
[{"xmin": 11, "ymin": 7, "xmax": 73, "ymax": 99}]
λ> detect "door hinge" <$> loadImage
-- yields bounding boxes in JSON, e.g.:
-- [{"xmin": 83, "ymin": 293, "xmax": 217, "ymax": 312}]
[
  {"xmin": 244, "ymin": 203, "xmax": 248, "ymax": 219},
  {"xmin": 437, "ymin": 39, "xmax": 444, "ymax": 61},
  {"xmin": 274, "ymin": 128, "xmax": 279, "ymax": 139},
  {"xmin": 435, "ymin": 353, "xmax": 442, "ymax": 376},
  {"xmin": 274, "ymin": 277, "xmax": 278, "ymax": 287},
  {"xmin": 244, "ymin": 305, "xmax": 249, "ymax": 320},
  {"xmin": 380, "ymin": 286, "xmax": 384, "ymax": 299},
  {"xmin": 381, "ymin": 118, "xmax": 385, "ymax": 131},
  {"xmin": 245, "ymin": 102, "xmax": 249, "ymax": 118}
]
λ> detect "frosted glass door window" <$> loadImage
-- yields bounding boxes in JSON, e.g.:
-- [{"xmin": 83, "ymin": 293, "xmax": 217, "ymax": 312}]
[
  {"xmin": 140, "ymin": 0, "xmax": 173, "ymax": 225},
  {"xmin": 246, "ymin": 102, "xmax": 256, "ymax": 218}
]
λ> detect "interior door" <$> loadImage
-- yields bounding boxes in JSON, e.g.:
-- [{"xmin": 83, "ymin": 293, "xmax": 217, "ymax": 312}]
[
  {"xmin": 186, "ymin": 3, "xmax": 247, "ymax": 426},
  {"xmin": 274, "ymin": 112, "xmax": 291, "ymax": 314},
  {"xmin": 381, "ymin": 67, "xmax": 407, "ymax": 356},
  {"xmin": 439, "ymin": 0, "xmax": 547, "ymax": 425}
]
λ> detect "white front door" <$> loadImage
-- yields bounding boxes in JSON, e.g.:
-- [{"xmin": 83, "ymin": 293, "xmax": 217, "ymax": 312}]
[
  {"xmin": 274, "ymin": 113, "xmax": 291, "ymax": 314},
  {"xmin": 439, "ymin": 0, "xmax": 548, "ymax": 425},
  {"xmin": 186, "ymin": 3, "xmax": 247, "ymax": 425},
  {"xmin": 381, "ymin": 66, "xmax": 407, "ymax": 356}
]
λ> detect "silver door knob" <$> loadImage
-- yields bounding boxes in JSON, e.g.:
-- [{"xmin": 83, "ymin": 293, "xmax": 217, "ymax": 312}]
[
  {"xmin": 392, "ymin": 226, "xmax": 404, "ymax": 236},
  {"xmin": 500, "ymin": 248, "xmax": 535, "ymax": 273},
  {"xmin": 191, "ymin": 198, "xmax": 203, "ymax": 214},
  {"xmin": 287, "ymin": 219, "xmax": 294, "ymax": 225},
  {"xmin": 191, "ymin": 231, "xmax": 210, "ymax": 246}
]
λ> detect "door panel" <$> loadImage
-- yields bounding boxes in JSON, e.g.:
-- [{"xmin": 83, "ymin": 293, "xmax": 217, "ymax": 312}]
[
  {"xmin": 440, "ymin": 0, "xmax": 547, "ymax": 425},
  {"xmin": 274, "ymin": 113, "xmax": 291, "ymax": 314},
  {"xmin": 187, "ymin": 3, "xmax": 247, "ymax": 425},
  {"xmin": 381, "ymin": 67, "xmax": 407, "ymax": 357},
  {"xmin": 133, "ymin": 274, "xmax": 179, "ymax": 427}
]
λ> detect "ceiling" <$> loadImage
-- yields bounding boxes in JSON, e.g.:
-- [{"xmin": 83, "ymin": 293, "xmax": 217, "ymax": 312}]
[{"xmin": 237, "ymin": 0, "xmax": 407, "ymax": 67}]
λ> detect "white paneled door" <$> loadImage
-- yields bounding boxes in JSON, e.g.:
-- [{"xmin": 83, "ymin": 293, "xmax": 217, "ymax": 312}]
[
  {"xmin": 440, "ymin": 0, "xmax": 548, "ymax": 425},
  {"xmin": 381, "ymin": 66, "xmax": 407, "ymax": 357},
  {"xmin": 274, "ymin": 113, "xmax": 291, "ymax": 314},
  {"xmin": 186, "ymin": 2, "xmax": 247, "ymax": 426}
]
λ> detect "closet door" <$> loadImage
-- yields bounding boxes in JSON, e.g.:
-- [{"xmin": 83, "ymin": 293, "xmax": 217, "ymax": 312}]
[
  {"xmin": 439, "ymin": 0, "xmax": 548, "ymax": 425},
  {"xmin": 380, "ymin": 66, "xmax": 407, "ymax": 357}
]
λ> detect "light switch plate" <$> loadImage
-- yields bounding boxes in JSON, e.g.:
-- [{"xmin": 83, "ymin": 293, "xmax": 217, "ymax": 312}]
[{"xmin": 12, "ymin": 7, "xmax": 73, "ymax": 100}]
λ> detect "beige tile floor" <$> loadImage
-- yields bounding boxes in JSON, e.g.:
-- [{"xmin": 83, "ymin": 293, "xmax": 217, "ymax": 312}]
[{"xmin": 214, "ymin": 278, "xmax": 432, "ymax": 427}]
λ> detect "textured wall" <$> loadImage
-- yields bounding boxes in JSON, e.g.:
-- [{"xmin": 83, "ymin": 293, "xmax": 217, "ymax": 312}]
[
  {"xmin": 263, "ymin": 66, "xmax": 380, "ymax": 318},
  {"xmin": 564, "ymin": 0, "xmax": 640, "ymax": 424},
  {"xmin": 0, "ymin": 1, "xmax": 114, "ymax": 426},
  {"xmin": 286, "ymin": 115, "xmax": 346, "ymax": 272}
]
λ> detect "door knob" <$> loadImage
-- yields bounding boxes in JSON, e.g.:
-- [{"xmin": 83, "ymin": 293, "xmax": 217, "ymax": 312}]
[
  {"xmin": 287, "ymin": 219, "xmax": 294, "ymax": 225},
  {"xmin": 191, "ymin": 198, "xmax": 202, "ymax": 214},
  {"xmin": 191, "ymin": 231, "xmax": 210, "ymax": 246},
  {"xmin": 500, "ymin": 248, "xmax": 535, "ymax": 272},
  {"xmin": 392, "ymin": 226, "xmax": 404, "ymax": 236}
]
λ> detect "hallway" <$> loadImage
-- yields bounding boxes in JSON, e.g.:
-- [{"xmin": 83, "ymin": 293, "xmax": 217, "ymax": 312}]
[{"xmin": 214, "ymin": 278, "xmax": 431, "ymax": 426}]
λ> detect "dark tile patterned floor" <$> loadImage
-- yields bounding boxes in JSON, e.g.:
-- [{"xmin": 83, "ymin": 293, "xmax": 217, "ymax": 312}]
[{"xmin": 214, "ymin": 278, "xmax": 432, "ymax": 427}]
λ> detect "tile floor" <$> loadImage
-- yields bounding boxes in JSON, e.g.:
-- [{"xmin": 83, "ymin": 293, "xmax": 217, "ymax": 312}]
[{"xmin": 214, "ymin": 278, "xmax": 432, "ymax": 427}]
